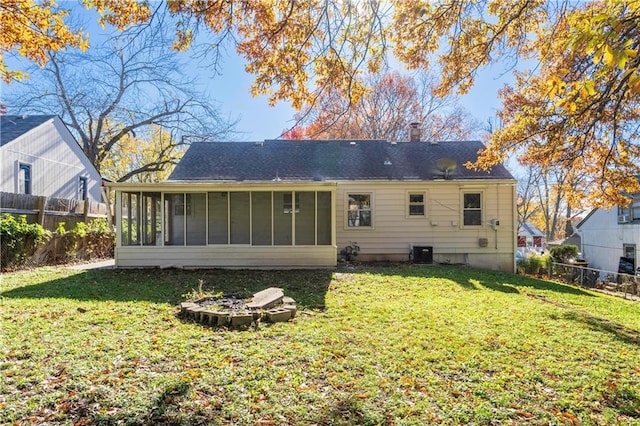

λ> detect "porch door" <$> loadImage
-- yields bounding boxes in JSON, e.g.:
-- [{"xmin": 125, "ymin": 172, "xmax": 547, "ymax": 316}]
[{"xmin": 623, "ymin": 244, "xmax": 636, "ymax": 269}]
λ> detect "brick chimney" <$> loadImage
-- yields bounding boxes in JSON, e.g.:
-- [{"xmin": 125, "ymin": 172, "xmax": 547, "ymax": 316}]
[{"xmin": 409, "ymin": 122, "xmax": 421, "ymax": 142}]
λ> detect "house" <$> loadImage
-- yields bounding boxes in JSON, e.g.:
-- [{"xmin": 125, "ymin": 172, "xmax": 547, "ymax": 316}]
[
  {"xmin": 106, "ymin": 138, "xmax": 517, "ymax": 271},
  {"xmin": 576, "ymin": 202, "xmax": 640, "ymax": 273},
  {"xmin": 517, "ymin": 221, "xmax": 545, "ymax": 256},
  {"xmin": 0, "ymin": 115, "xmax": 102, "ymax": 201}
]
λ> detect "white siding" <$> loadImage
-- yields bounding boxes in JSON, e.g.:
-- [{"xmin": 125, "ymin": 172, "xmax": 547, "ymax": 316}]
[
  {"xmin": 116, "ymin": 245, "xmax": 337, "ymax": 268},
  {"xmin": 336, "ymin": 181, "xmax": 516, "ymax": 271},
  {"xmin": 578, "ymin": 208, "xmax": 640, "ymax": 272},
  {"xmin": 0, "ymin": 117, "xmax": 102, "ymax": 201},
  {"xmin": 109, "ymin": 180, "xmax": 516, "ymax": 271}
]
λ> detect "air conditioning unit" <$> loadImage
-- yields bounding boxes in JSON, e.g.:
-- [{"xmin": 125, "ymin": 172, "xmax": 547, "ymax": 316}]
[{"xmin": 618, "ymin": 214, "xmax": 631, "ymax": 224}]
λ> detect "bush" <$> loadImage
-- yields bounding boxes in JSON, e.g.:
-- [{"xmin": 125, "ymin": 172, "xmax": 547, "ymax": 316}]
[
  {"xmin": 81, "ymin": 218, "xmax": 115, "ymax": 259},
  {"xmin": 517, "ymin": 253, "xmax": 548, "ymax": 275},
  {"xmin": 550, "ymin": 244, "xmax": 578, "ymax": 263},
  {"xmin": 55, "ymin": 219, "xmax": 115, "ymax": 263},
  {"xmin": 339, "ymin": 241, "xmax": 360, "ymax": 262},
  {"xmin": 0, "ymin": 214, "xmax": 50, "ymax": 270}
]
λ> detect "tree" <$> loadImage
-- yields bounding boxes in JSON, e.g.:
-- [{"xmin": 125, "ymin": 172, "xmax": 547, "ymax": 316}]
[
  {"xmin": 516, "ymin": 162, "xmax": 588, "ymax": 241},
  {"xmin": 0, "ymin": 0, "xmax": 150, "ymax": 82},
  {"xmin": 5, "ymin": 9, "xmax": 235, "ymax": 182},
  {"xmin": 516, "ymin": 167, "xmax": 542, "ymax": 227},
  {"xmin": 99, "ymin": 125, "xmax": 186, "ymax": 183},
  {"xmin": 392, "ymin": 0, "xmax": 640, "ymax": 206},
  {"xmin": 287, "ymin": 70, "xmax": 479, "ymax": 141},
  {"xmin": 3, "ymin": 0, "xmax": 639, "ymax": 205}
]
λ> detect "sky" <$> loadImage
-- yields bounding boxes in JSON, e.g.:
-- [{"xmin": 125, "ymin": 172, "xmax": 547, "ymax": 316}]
[
  {"xmin": 1, "ymin": 3, "xmax": 513, "ymax": 142},
  {"xmin": 201, "ymin": 52, "xmax": 511, "ymax": 142}
]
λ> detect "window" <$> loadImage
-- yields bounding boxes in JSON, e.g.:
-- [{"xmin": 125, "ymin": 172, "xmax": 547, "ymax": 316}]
[
  {"xmin": 283, "ymin": 193, "xmax": 300, "ymax": 214},
  {"xmin": 186, "ymin": 193, "xmax": 206, "ymax": 245},
  {"xmin": 165, "ymin": 194, "xmax": 185, "ymax": 245},
  {"xmin": 18, "ymin": 163, "xmax": 31, "ymax": 194},
  {"xmin": 121, "ymin": 192, "xmax": 139, "ymax": 245},
  {"xmin": 618, "ymin": 196, "xmax": 640, "ymax": 223},
  {"xmin": 408, "ymin": 193, "xmax": 425, "ymax": 217},
  {"xmin": 295, "ymin": 192, "xmax": 315, "ymax": 245},
  {"xmin": 208, "ymin": 192, "xmax": 229, "ymax": 244},
  {"xmin": 316, "ymin": 192, "xmax": 332, "ymax": 245},
  {"xmin": 141, "ymin": 192, "xmax": 161, "ymax": 245},
  {"xmin": 78, "ymin": 177, "xmax": 88, "ymax": 200},
  {"xmin": 463, "ymin": 193, "xmax": 482, "ymax": 226},
  {"xmin": 122, "ymin": 190, "xmax": 334, "ymax": 247},
  {"xmin": 347, "ymin": 194, "xmax": 372, "ymax": 227},
  {"xmin": 633, "ymin": 197, "xmax": 640, "ymax": 222},
  {"xmin": 252, "ymin": 192, "xmax": 272, "ymax": 245}
]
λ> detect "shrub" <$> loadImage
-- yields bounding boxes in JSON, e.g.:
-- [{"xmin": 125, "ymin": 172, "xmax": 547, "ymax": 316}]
[
  {"xmin": 550, "ymin": 244, "xmax": 578, "ymax": 263},
  {"xmin": 518, "ymin": 253, "xmax": 548, "ymax": 275},
  {"xmin": 82, "ymin": 218, "xmax": 115, "ymax": 259},
  {"xmin": 0, "ymin": 214, "xmax": 50, "ymax": 270},
  {"xmin": 339, "ymin": 241, "xmax": 360, "ymax": 262},
  {"xmin": 56, "ymin": 219, "xmax": 115, "ymax": 262}
]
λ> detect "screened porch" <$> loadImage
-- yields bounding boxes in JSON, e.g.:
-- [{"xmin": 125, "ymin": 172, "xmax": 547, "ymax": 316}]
[{"xmin": 112, "ymin": 183, "xmax": 337, "ymax": 268}]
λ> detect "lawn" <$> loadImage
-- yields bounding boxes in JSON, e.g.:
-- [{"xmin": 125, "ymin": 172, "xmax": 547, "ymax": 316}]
[{"xmin": 1, "ymin": 264, "xmax": 639, "ymax": 425}]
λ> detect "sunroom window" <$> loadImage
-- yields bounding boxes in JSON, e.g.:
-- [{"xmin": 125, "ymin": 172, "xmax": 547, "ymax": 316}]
[{"xmin": 120, "ymin": 190, "xmax": 333, "ymax": 247}]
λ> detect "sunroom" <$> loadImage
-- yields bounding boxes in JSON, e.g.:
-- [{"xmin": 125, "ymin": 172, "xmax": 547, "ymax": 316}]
[{"xmin": 108, "ymin": 182, "xmax": 337, "ymax": 268}]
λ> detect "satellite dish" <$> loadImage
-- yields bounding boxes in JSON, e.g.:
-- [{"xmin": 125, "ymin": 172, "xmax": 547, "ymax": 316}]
[{"xmin": 435, "ymin": 158, "xmax": 458, "ymax": 178}]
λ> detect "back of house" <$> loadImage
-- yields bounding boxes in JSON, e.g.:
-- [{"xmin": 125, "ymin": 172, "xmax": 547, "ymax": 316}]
[{"xmin": 107, "ymin": 137, "xmax": 517, "ymax": 271}]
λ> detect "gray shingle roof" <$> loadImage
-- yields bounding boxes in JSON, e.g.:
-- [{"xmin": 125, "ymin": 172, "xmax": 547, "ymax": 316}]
[
  {"xmin": 168, "ymin": 139, "xmax": 515, "ymax": 182},
  {"xmin": 0, "ymin": 115, "xmax": 56, "ymax": 147}
]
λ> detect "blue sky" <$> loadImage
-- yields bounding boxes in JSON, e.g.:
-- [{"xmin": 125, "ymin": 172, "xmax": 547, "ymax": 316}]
[{"xmin": 203, "ymin": 52, "xmax": 511, "ymax": 141}]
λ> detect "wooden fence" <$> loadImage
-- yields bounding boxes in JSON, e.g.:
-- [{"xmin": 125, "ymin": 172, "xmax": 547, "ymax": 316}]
[{"xmin": 0, "ymin": 192, "xmax": 111, "ymax": 230}]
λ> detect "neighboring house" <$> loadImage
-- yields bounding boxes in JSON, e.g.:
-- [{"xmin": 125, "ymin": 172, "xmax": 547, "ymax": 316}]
[
  {"xmin": 106, "ymin": 138, "xmax": 517, "ymax": 270},
  {"xmin": 1, "ymin": 115, "xmax": 102, "ymax": 201},
  {"xmin": 517, "ymin": 222, "xmax": 545, "ymax": 255},
  {"xmin": 577, "ymin": 202, "xmax": 640, "ymax": 272}
]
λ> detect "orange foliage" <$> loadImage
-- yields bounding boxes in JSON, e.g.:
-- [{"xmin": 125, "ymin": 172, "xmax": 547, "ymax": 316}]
[{"xmin": 0, "ymin": 0, "xmax": 149, "ymax": 82}]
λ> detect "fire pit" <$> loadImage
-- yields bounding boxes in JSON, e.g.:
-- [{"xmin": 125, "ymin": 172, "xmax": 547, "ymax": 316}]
[{"xmin": 179, "ymin": 287, "xmax": 297, "ymax": 328}]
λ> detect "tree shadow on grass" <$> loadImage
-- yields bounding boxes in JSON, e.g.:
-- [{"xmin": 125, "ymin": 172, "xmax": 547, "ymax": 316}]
[
  {"xmin": 563, "ymin": 310, "xmax": 640, "ymax": 346},
  {"xmin": 345, "ymin": 263, "xmax": 594, "ymax": 296},
  {"xmin": 0, "ymin": 268, "xmax": 332, "ymax": 308}
]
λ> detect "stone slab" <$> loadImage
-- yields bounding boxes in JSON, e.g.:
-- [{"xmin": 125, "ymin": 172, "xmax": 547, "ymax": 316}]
[
  {"xmin": 282, "ymin": 296, "xmax": 296, "ymax": 305},
  {"xmin": 266, "ymin": 308, "xmax": 293, "ymax": 323},
  {"xmin": 212, "ymin": 312, "xmax": 230, "ymax": 326},
  {"xmin": 180, "ymin": 302, "xmax": 198, "ymax": 316},
  {"xmin": 247, "ymin": 287, "xmax": 284, "ymax": 310},
  {"xmin": 282, "ymin": 304, "xmax": 297, "ymax": 318},
  {"xmin": 230, "ymin": 313, "xmax": 254, "ymax": 327},
  {"xmin": 200, "ymin": 310, "xmax": 217, "ymax": 325}
]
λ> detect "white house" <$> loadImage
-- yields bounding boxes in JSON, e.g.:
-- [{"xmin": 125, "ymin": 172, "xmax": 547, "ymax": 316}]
[
  {"xmin": 517, "ymin": 221, "xmax": 546, "ymax": 256},
  {"xmin": 577, "ymin": 203, "xmax": 640, "ymax": 273},
  {"xmin": 0, "ymin": 115, "xmax": 102, "ymax": 201},
  {"xmin": 106, "ymin": 138, "xmax": 517, "ymax": 271}
]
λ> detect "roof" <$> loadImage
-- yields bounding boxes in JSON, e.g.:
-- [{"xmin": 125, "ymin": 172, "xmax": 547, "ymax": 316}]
[
  {"xmin": 168, "ymin": 140, "xmax": 515, "ymax": 182},
  {"xmin": 577, "ymin": 209, "xmax": 598, "ymax": 229},
  {"xmin": 0, "ymin": 115, "xmax": 56, "ymax": 147},
  {"xmin": 518, "ymin": 222, "xmax": 545, "ymax": 237}
]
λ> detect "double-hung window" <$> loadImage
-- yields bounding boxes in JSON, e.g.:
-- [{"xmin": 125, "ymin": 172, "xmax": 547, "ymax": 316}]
[
  {"xmin": 78, "ymin": 177, "xmax": 88, "ymax": 200},
  {"xmin": 408, "ymin": 193, "xmax": 426, "ymax": 217},
  {"xmin": 18, "ymin": 163, "xmax": 31, "ymax": 194},
  {"xmin": 347, "ymin": 194, "xmax": 372, "ymax": 227},
  {"xmin": 463, "ymin": 192, "xmax": 482, "ymax": 226}
]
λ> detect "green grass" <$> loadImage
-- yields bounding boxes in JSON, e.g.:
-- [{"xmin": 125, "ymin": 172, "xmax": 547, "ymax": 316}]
[{"xmin": 1, "ymin": 264, "xmax": 639, "ymax": 425}]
